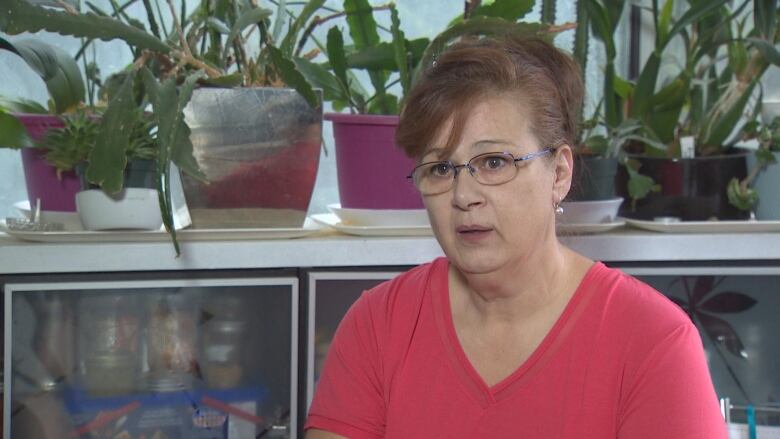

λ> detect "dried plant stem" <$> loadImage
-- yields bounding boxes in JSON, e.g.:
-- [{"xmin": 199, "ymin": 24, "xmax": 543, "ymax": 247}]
[
  {"xmin": 55, "ymin": 0, "xmax": 78, "ymax": 14},
  {"xmin": 166, "ymin": 0, "xmax": 192, "ymax": 58}
]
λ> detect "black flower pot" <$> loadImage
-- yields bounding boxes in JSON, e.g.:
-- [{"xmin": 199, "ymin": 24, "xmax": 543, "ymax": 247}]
[
  {"xmin": 616, "ymin": 152, "xmax": 750, "ymax": 221},
  {"xmin": 568, "ymin": 155, "xmax": 619, "ymax": 201}
]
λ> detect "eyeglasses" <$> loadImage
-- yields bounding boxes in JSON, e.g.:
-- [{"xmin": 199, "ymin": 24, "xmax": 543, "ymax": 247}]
[{"xmin": 407, "ymin": 147, "xmax": 556, "ymax": 195}]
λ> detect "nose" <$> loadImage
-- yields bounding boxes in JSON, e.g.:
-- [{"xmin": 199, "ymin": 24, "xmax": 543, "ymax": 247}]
[{"xmin": 451, "ymin": 163, "xmax": 484, "ymax": 210}]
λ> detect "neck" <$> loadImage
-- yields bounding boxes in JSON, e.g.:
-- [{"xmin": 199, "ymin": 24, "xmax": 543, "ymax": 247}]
[{"xmin": 449, "ymin": 240, "xmax": 572, "ymax": 324}]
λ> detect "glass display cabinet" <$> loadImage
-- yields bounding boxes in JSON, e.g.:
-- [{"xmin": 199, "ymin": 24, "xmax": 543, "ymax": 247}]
[
  {"xmin": 3, "ymin": 275, "xmax": 299, "ymax": 439},
  {"xmin": 303, "ymin": 270, "xmax": 402, "ymax": 411}
]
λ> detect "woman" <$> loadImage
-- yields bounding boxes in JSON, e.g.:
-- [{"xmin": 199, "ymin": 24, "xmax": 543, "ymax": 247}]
[{"xmin": 306, "ymin": 35, "xmax": 727, "ymax": 438}]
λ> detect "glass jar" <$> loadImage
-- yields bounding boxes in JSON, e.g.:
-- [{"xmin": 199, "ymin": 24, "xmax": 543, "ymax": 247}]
[
  {"xmin": 78, "ymin": 293, "xmax": 140, "ymax": 396},
  {"xmin": 202, "ymin": 319, "xmax": 246, "ymax": 389},
  {"xmin": 144, "ymin": 291, "xmax": 198, "ymax": 390}
]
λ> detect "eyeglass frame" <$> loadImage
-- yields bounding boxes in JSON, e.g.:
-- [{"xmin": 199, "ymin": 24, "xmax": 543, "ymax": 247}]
[{"xmin": 406, "ymin": 147, "xmax": 558, "ymax": 195}]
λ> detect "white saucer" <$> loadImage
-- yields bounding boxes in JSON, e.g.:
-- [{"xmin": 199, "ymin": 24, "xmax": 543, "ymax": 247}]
[
  {"xmin": 557, "ymin": 220, "xmax": 626, "ymax": 234},
  {"xmin": 0, "ymin": 217, "xmax": 321, "ymax": 242},
  {"xmin": 312, "ymin": 213, "xmax": 433, "ymax": 237},
  {"xmin": 624, "ymin": 218, "xmax": 780, "ymax": 233},
  {"xmin": 328, "ymin": 203, "xmax": 430, "ymax": 227}
]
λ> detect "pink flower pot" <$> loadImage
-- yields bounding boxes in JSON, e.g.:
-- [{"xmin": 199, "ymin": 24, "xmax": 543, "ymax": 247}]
[
  {"xmin": 17, "ymin": 114, "xmax": 80, "ymax": 212},
  {"xmin": 326, "ymin": 113, "xmax": 423, "ymax": 209}
]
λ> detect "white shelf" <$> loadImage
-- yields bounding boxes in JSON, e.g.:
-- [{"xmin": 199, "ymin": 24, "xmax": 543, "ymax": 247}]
[{"xmin": 1, "ymin": 228, "xmax": 779, "ymax": 274}]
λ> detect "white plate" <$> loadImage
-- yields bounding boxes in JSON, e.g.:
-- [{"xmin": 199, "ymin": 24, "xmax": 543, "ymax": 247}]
[
  {"xmin": 13, "ymin": 199, "xmax": 193, "ymax": 231},
  {"xmin": 624, "ymin": 218, "xmax": 780, "ymax": 233},
  {"xmin": 0, "ymin": 218, "xmax": 321, "ymax": 243},
  {"xmin": 312, "ymin": 213, "xmax": 433, "ymax": 237},
  {"xmin": 557, "ymin": 220, "xmax": 625, "ymax": 234},
  {"xmin": 328, "ymin": 203, "xmax": 430, "ymax": 227}
]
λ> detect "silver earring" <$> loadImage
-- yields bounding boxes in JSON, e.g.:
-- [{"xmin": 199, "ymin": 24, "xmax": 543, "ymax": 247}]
[{"xmin": 554, "ymin": 197, "xmax": 564, "ymax": 215}]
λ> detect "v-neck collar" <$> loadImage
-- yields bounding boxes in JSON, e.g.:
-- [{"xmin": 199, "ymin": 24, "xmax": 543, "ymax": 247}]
[{"xmin": 431, "ymin": 257, "xmax": 604, "ymax": 408}]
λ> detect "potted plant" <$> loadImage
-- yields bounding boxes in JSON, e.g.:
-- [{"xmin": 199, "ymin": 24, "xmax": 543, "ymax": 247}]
[
  {"xmin": 298, "ymin": 0, "xmax": 571, "ymax": 210},
  {"xmin": 1, "ymin": 0, "xmax": 328, "ymax": 234},
  {"xmin": 0, "ymin": 36, "xmax": 86, "ymax": 213},
  {"xmin": 589, "ymin": 0, "xmax": 780, "ymax": 220},
  {"xmin": 37, "ymin": 105, "xmax": 166, "ymax": 231},
  {"xmin": 735, "ymin": 110, "xmax": 780, "ymax": 219}
]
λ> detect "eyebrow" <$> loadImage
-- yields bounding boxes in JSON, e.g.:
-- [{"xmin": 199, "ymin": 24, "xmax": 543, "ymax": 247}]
[{"xmin": 421, "ymin": 139, "xmax": 515, "ymax": 161}]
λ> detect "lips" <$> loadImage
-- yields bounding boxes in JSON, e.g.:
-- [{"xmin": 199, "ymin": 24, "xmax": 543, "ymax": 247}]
[{"xmin": 456, "ymin": 224, "xmax": 493, "ymax": 234}]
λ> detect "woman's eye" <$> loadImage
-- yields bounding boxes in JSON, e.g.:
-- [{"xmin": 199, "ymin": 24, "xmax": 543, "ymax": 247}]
[
  {"xmin": 481, "ymin": 155, "xmax": 510, "ymax": 170},
  {"xmin": 429, "ymin": 163, "xmax": 452, "ymax": 177}
]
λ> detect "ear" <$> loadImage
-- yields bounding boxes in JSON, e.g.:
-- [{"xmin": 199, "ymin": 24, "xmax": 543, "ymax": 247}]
[{"xmin": 552, "ymin": 145, "xmax": 573, "ymax": 201}]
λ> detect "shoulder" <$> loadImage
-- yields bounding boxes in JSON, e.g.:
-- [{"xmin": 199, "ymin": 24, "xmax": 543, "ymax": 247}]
[
  {"xmin": 348, "ymin": 258, "xmax": 444, "ymax": 332},
  {"xmin": 585, "ymin": 263, "xmax": 692, "ymax": 336}
]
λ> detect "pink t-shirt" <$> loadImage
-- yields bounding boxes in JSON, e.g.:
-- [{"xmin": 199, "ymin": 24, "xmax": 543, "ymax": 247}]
[{"xmin": 306, "ymin": 258, "xmax": 727, "ymax": 438}]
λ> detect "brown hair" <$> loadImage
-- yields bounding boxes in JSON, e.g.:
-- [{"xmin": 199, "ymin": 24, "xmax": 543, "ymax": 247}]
[{"xmin": 396, "ymin": 35, "xmax": 583, "ymax": 160}]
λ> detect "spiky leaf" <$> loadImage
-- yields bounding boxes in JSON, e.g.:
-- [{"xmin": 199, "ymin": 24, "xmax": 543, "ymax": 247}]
[
  {"xmin": 279, "ymin": 0, "xmax": 325, "ymax": 57},
  {"xmin": 267, "ymin": 45, "xmax": 320, "ymax": 108},
  {"xmin": 2, "ymin": 0, "xmax": 170, "ymax": 54},
  {"xmin": 390, "ymin": 5, "xmax": 410, "ymax": 97},
  {"xmin": 221, "ymin": 6, "xmax": 273, "ymax": 63},
  {"xmin": 473, "ymin": 0, "xmax": 535, "ymax": 20},
  {"xmin": 86, "ymin": 71, "xmax": 137, "ymax": 193}
]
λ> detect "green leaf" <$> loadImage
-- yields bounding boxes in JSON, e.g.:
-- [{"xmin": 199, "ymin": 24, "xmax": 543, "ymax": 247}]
[
  {"xmin": 200, "ymin": 72, "xmax": 244, "ymax": 87},
  {"xmin": 0, "ymin": 110, "xmax": 33, "ymax": 149},
  {"xmin": 344, "ymin": 0, "xmax": 380, "ymax": 49},
  {"xmin": 279, "ymin": 0, "xmax": 325, "ymax": 57},
  {"xmin": 294, "ymin": 57, "xmax": 345, "ymax": 101},
  {"xmin": 221, "ymin": 6, "xmax": 273, "ymax": 63},
  {"xmin": 703, "ymin": 79, "xmax": 759, "ymax": 147},
  {"xmin": 390, "ymin": 5, "xmax": 410, "ymax": 97},
  {"xmin": 271, "ymin": 0, "xmax": 286, "ymax": 42},
  {"xmin": 367, "ymin": 93, "xmax": 398, "ymax": 115},
  {"xmin": 2, "ymin": 0, "xmax": 170, "ymax": 54},
  {"xmin": 583, "ymin": 134, "xmax": 608, "ymax": 155},
  {"xmin": 346, "ymin": 38, "xmax": 429, "ymax": 70},
  {"xmin": 754, "ymin": 0, "xmax": 777, "ymax": 39},
  {"xmin": 626, "ymin": 163, "xmax": 661, "ymax": 200},
  {"xmin": 0, "ymin": 97, "xmax": 47, "ymax": 114},
  {"xmin": 728, "ymin": 39, "xmax": 748, "ymax": 75},
  {"xmin": 267, "ymin": 44, "xmax": 320, "ymax": 109},
  {"xmin": 415, "ymin": 18, "xmax": 554, "ymax": 81},
  {"xmin": 206, "ymin": 17, "xmax": 231, "ymax": 34},
  {"xmin": 632, "ymin": 51, "xmax": 661, "ymax": 118},
  {"xmin": 657, "ymin": 0, "xmax": 674, "ymax": 46},
  {"xmin": 86, "ymin": 70, "xmax": 137, "ymax": 193},
  {"xmin": 727, "ymin": 177, "xmax": 758, "ymax": 211},
  {"xmin": 0, "ymin": 37, "xmax": 85, "ymax": 113},
  {"xmin": 473, "ymin": 0, "xmax": 535, "ymax": 20},
  {"xmin": 664, "ymin": 0, "xmax": 730, "ymax": 49},
  {"xmin": 326, "ymin": 26, "xmax": 354, "ymax": 109},
  {"xmin": 612, "ymin": 74, "xmax": 634, "ymax": 100},
  {"xmin": 749, "ymin": 37, "xmax": 780, "ymax": 66},
  {"xmin": 586, "ymin": 0, "xmax": 616, "ymax": 60}
]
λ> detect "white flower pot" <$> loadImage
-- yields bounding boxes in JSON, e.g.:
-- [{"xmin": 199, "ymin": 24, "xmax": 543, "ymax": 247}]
[{"xmin": 76, "ymin": 188, "xmax": 162, "ymax": 230}]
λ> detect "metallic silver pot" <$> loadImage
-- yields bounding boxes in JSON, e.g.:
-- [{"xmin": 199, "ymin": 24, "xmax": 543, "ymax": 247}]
[{"xmin": 182, "ymin": 87, "xmax": 322, "ymax": 228}]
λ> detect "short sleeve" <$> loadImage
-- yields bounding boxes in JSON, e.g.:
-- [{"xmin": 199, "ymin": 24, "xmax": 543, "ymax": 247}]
[
  {"xmin": 305, "ymin": 292, "xmax": 386, "ymax": 439},
  {"xmin": 618, "ymin": 322, "xmax": 728, "ymax": 439}
]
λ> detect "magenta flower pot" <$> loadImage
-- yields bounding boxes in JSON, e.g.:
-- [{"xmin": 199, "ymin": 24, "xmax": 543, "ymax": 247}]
[
  {"xmin": 17, "ymin": 114, "xmax": 81, "ymax": 212},
  {"xmin": 326, "ymin": 113, "xmax": 423, "ymax": 209}
]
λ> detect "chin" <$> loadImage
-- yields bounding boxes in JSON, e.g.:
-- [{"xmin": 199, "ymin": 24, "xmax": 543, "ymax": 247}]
[{"xmin": 448, "ymin": 251, "xmax": 507, "ymax": 275}]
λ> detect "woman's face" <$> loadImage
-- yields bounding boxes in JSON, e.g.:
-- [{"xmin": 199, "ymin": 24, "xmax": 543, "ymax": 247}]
[{"xmin": 420, "ymin": 95, "xmax": 572, "ymax": 276}]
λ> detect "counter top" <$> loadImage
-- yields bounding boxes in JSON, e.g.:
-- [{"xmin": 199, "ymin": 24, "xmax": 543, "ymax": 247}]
[{"xmin": 1, "ymin": 227, "xmax": 778, "ymax": 274}]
